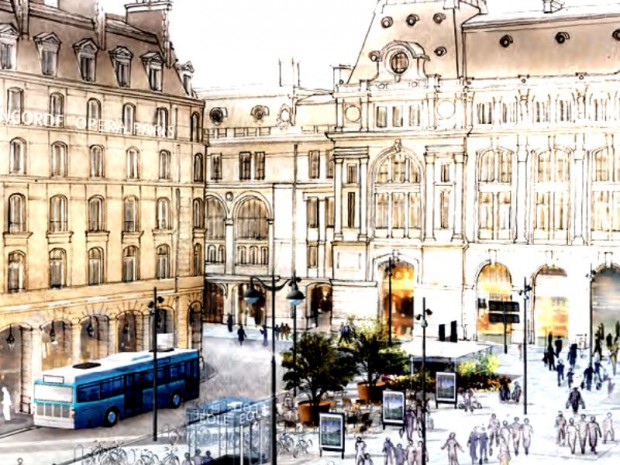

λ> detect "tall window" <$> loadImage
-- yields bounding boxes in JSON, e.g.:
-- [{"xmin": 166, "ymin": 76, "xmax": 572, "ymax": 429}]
[
  {"xmin": 0, "ymin": 24, "xmax": 18, "ymax": 70},
  {"xmin": 307, "ymin": 245, "xmax": 318, "ymax": 268},
  {"xmin": 477, "ymin": 150, "xmax": 514, "ymax": 240},
  {"xmin": 122, "ymin": 246, "xmax": 139, "ymax": 282},
  {"xmin": 347, "ymin": 164, "xmax": 358, "ymax": 184},
  {"xmin": 254, "ymin": 152, "xmax": 265, "ymax": 180},
  {"xmin": 193, "ymin": 244, "xmax": 203, "ymax": 277},
  {"xmin": 326, "ymin": 150, "xmax": 334, "ymax": 179},
  {"xmin": 35, "ymin": 32, "xmax": 60, "ymax": 77},
  {"xmin": 74, "ymin": 39, "xmax": 97, "ymax": 82},
  {"xmin": 156, "ymin": 245, "xmax": 170, "ymax": 279},
  {"xmin": 476, "ymin": 102, "xmax": 493, "ymax": 125},
  {"xmin": 239, "ymin": 152, "xmax": 251, "ymax": 180},
  {"xmin": 193, "ymin": 199, "xmax": 204, "ymax": 229},
  {"xmin": 90, "ymin": 146, "xmax": 104, "ymax": 178},
  {"xmin": 142, "ymin": 52, "xmax": 164, "ymax": 91},
  {"xmin": 533, "ymin": 149, "xmax": 570, "ymax": 239},
  {"xmin": 159, "ymin": 150, "xmax": 172, "ymax": 180},
  {"xmin": 190, "ymin": 112, "xmax": 201, "ymax": 142},
  {"xmin": 326, "ymin": 197, "xmax": 335, "ymax": 228},
  {"xmin": 533, "ymin": 98, "xmax": 549, "ymax": 124},
  {"xmin": 193, "ymin": 153, "xmax": 204, "ymax": 182},
  {"xmin": 7, "ymin": 87, "xmax": 23, "ymax": 123},
  {"xmin": 347, "ymin": 192, "xmax": 356, "ymax": 228},
  {"xmin": 392, "ymin": 106, "xmax": 403, "ymax": 127},
  {"xmin": 50, "ymin": 142, "xmax": 68, "ymax": 177},
  {"xmin": 88, "ymin": 248, "xmax": 104, "ymax": 285},
  {"xmin": 439, "ymin": 191, "xmax": 450, "ymax": 229},
  {"xmin": 9, "ymin": 138, "xmax": 25, "ymax": 175},
  {"xmin": 235, "ymin": 198, "xmax": 269, "ymax": 265},
  {"xmin": 211, "ymin": 154, "xmax": 222, "ymax": 181},
  {"xmin": 123, "ymin": 197, "xmax": 139, "ymax": 232},
  {"xmin": 557, "ymin": 98, "xmax": 573, "ymax": 123},
  {"xmin": 109, "ymin": 46, "xmax": 133, "ymax": 87},
  {"xmin": 591, "ymin": 148, "xmax": 620, "ymax": 236},
  {"xmin": 156, "ymin": 198, "xmax": 171, "ymax": 230},
  {"xmin": 87, "ymin": 99, "xmax": 102, "ymax": 131},
  {"xmin": 122, "ymin": 104, "xmax": 135, "ymax": 135},
  {"xmin": 8, "ymin": 193, "xmax": 25, "ymax": 233},
  {"xmin": 8, "ymin": 251, "xmax": 25, "ymax": 292},
  {"xmin": 307, "ymin": 198, "xmax": 319, "ymax": 228},
  {"xmin": 88, "ymin": 197, "xmax": 104, "ymax": 232},
  {"xmin": 376, "ymin": 106, "xmax": 387, "ymax": 128},
  {"xmin": 206, "ymin": 198, "xmax": 226, "ymax": 240},
  {"xmin": 49, "ymin": 195, "xmax": 68, "ymax": 232},
  {"xmin": 126, "ymin": 148, "xmax": 139, "ymax": 179},
  {"xmin": 49, "ymin": 249, "xmax": 66, "ymax": 288},
  {"xmin": 155, "ymin": 107, "xmax": 168, "ymax": 129},
  {"xmin": 309, "ymin": 151, "xmax": 320, "ymax": 179},
  {"xmin": 49, "ymin": 93, "xmax": 64, "ymax": 126}
]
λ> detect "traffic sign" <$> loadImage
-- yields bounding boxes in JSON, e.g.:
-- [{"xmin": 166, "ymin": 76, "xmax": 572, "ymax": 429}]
[
  {"xmin": 489, "ymin": 313, "xmax": 520, "ymax": 324},
  {"xmin": 488, "ymin": 301, "xmax": 519, "ymax": 313}
]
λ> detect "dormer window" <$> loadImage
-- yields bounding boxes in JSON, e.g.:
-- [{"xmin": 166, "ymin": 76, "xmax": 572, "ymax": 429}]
[
  {"xmin": 34, "ymin": 32, "xmax": 61, "ymax": 77},
  {"xmin": 109, "ymin": 46, "xmax": 133, "ymax": 88},
  {"xmin": 73, "ymin": 39, "xmax": 98, "ymax": 82},
  {"xmin": 141, "ymin": 52, "xmax": 164, "ymax": 92},
  {"xmin": 176, "ymin": 61, "xmax": 194, "ymax": 96},
  {"xmin": 0, "ymin": 24, "xmax": 18, "ymax": 70}
]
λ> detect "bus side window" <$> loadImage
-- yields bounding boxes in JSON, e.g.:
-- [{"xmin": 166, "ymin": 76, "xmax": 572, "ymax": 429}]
[
  {"xmin": 143, "ymin": 370, "xmax": 153, "ymax": 388},
  {"xmin": 101, "ymin": 377, "xmax": 123, "ymax": 399},
  {"xmin": 157, "ymin": 367, "xmax": 168, "ymax": 384},
  {"xmin": 77, "ymin": 383, "xmax": 101, "ymax": 402},
  {"xmin": 169, "ymin": 363, "xmax": 180, "ymax": 381}
]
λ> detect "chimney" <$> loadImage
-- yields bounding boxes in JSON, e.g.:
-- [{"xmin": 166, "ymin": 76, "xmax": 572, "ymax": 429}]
[
  {"xmin": 10, "ymin": 0, "xmax": 30, "ymax": 37},
  {"xmin": 94, "ymin": 0, "xmax": 106, "ymax": 50},
  {"xmin": 57, "ymin": 0, "xmax": 97, "ymax": 17},
  {"xmin": 543, "ymin": 0, "xmax": 563, "ymax": 14},
  {"xmin": 126, "ymin": 1, "xmax": 173, "ymax": 66}
]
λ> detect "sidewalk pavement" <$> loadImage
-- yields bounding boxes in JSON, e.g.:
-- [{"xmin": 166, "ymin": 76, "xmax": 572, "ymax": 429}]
[{"xmin": 0, "ymin": 413, "xmax": 34, "ymax": 439}]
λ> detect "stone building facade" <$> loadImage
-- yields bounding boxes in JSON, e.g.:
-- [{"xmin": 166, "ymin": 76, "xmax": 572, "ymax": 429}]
[{"xmin": 0, "ymin": 0, "xmax": 205, "ymax": 413}]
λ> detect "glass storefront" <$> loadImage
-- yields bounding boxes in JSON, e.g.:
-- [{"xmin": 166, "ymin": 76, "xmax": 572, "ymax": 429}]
[
  {"xmin": 381, "ymin": 263, "xmax": 414, "ymax": 338},
  {"xmin": 476, "ymin": 263, "xmax": 513, "ymax": 340},
  {"xmin": 533, "ymin": 266, "xmax": 569, "ymax": 346}
]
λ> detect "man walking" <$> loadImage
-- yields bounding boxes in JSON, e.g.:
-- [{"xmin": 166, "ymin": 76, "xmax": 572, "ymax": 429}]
[
  {"xmin": 577, "ymin": 414, "xmax": 589, "ymax": 454},
  {"xmin": 467, "ymin": 426, "xmax": 479, "ymax": 465},
  {"xmin": 603, "ymin": 412, "xmax": 615, "ymax": 444},
  {"xmin": 510, "ymin": 417, "xmax": 522, "ymax": 456},
  {"xmin": 567, "ymin": 387, "xmax": 585, "ymax": 415},
  {"xmin": 488, "ymin": 413, "xmax": 500, "ymax": 455},
  {"xmin": 557, "ymin": 359, "xmax": 565, "ymax": 387},
  {"xmin": 588, "ymin": 416, "xmax": 602, "ymax": 454},
  {"xmin": 522, "ymin": 418, "xmax": 534, "ymax": 455},
  {"xmin": 547, "ymin": 345, "xmax": 556, "ymax": 371},
  {"xmin": 555, "ymin": 336, "xmax": 563, "ymax": 358},
  {"xmin": 566, "ymin": 418, "xmax": 578, "ymax": 454},
  {"xmin": 583, "ymin": 365, "xmax": 594, "ymax": 391},
  {"xmin": 555, "ymin": 411, "xmax": 567, "ymax": 446},
  {"xmin": 383, "ymin": 437, "xmax": 395, "ymax": 465}
]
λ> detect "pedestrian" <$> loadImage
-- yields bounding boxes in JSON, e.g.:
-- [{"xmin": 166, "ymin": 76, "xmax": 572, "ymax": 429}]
[
  {"xmin": 566, "ymin": 387, "xmax": 585, "ymax": 414},
  {"xmin": 355, "ymin": 436, "xmax": 367, "ymax": 465},
  {"xmin": 548, "ymin": 332, "xmax": 553, "ymax": 349},
  {"xmin": 413, "ymin": 440, "xmax": 426, "ymax": 465},
  {"xmin": 441, "ymin": 432, "xmax": 464, "ymax": 465},
  {"xmin": 363, "ymin": 452, "xmax": 375, "ymax": 465},
  {"xmin": 202, "ymin": 451, "xmax": 213, "ymax": 464},
  {"xmin": 226, "ymin": 313, "xmax": 233, "ymax": 332},
  {"xmin": 542, "ymin": 350, "xmax": 549, "ymax": 368},
  {"xmin": 555, "ymin": 411, "xmax": 567, "ymax": 446},
  {"xmin": 260, "ymin": 324, "xmax": 268, "ymax": 347},
  {"xmin": 488, "ymin": 413, "xmax": 500, "ymax": 455},
  {"xmin": 511, "ymin": 382, "xmax": 522, "ymax": 403},
  {"xmin": 478, "ymin": 426, "xmax": 489, "ymax": 464},
  {"xmin": 282, "ymin": 323, "xmax": 291, "ymax": 340},
  {"xmin": 577, "ymin": 414, "xmax": 589, "ymax": 454},
  {"xmin": 583, "ymin": 365, "xmax": 594, "ymax": 391},
  {"xmin": 497, "ymin": 437, "xmax": 511, "ymax": 465},
  {"xmin": 192, "ymin": 449, "xmax": 202, "ymax": 465},
  {"xmin": 510, "ymin": 417, "xmax": 522, "ymax": 456},
  {"xmin": 467, "ymin": 426, "xmax": 479, "ymax": 465},
  {"xmin": 405, "ymin": 440, "xmax": 416, "ymax": 465},
  {"xmin": 521, "ymin": 418, "xmax": 533, "ymax": 455},
  {"xmin": 566, "ymin": 417, "xmax": 578, "ymax": 454},
  {"xmin": 1, "ymin": 387, "xmax": 11, "ymax": 422},
  {"xmin": 499, "ymin": 421, "xmax": 511, "ymax": 446},
  {"xmin": 394, "ymin": 443, "xmax": 406, "ymax": 465},
  {"xmin": 237, "ymin": 324, "xmax": 247, "ymax": 346},
  {"xmin": 462, "ymin": 388, "xmax": 474, "ymax": 414},
  {"xmin": 557, "ymin": 359, "xmax": 565, "ymax": 386},
  {"xmin": 594, "ymin": 359, "xmax": 603, "ymax": 384},
  {"xmin": 518, "ymin": 342, "xmax": 523, "ymax": 361},
  {"xmin": 382, "ymin": 437, "xmax": 395, "ymax": 465},
  {"xmin": 402, "ymin": 407, "xmax": 415, "ymax": 442},
  {"xmin": 182, "ymin": 453, "xmax": 192, "ymax": 465},
  {"xmin": 594, "ymin": 337, "xmax": 603, "ymax": 361},
  {"xmin": 499, "ymin": 379, "xmax": 510, "ymax": 402},
  {"xmin": 588, "ymin": 416, "xmax": 602, "ymax": 454},
  {"xmin": 568, "ymin": 343, "xmax": 577, "ymax": 370},
  {"xmin": 607, "ymin": 332, "xmax": 614, "ymax": 350},
  {"xmin": 338, "ymin": 322, "xmax": 347, "ymax": 344},
  {"xmin": 547, "ymin": 345, "xmax": 556, "ymax": 371},
  {"xmin": 610, "ymin": 343, "xmax": 618, "ymax": 376},
  {"xmin": 275, "ymin": 323, "xmax": 282, "ymax": 341},
  {"xmin": 555, "ymin": 336, "xmax": 563, "ymax": 358},
  {"xmin": 602, "ymin": 412, "xmax": 615, "ymax": 444},
  {"xmin": 567, "ymin": 368, "xmax": 574, "ymax": 389}
]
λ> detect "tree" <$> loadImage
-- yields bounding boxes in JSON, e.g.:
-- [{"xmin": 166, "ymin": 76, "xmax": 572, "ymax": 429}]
[
  {"xmin": 340, "ymin": 320, "xmax": 408, "ymax": 389},
  {"xmin": 281, "ymin": 332, "xmax": 356, "ymax": 409}
]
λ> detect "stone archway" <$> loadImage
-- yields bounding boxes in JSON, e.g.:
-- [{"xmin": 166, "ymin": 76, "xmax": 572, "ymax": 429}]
[
  {"xmin": 307, "ymin": 284, "xmax": 333, "ymax": 330},
  {"xmin": 117, "ymin": 312, "xmax": 138, "ymax": 352},
  {"xmin": 0, "ymin": 324, "xmax": 33, "ymax": 413},
  {"xmin": 592, "ymin": 267, "xmax": 620, "ymax": 344},
  {"xmin": 41, "ymin": 320, "xmax": 72, "ymax": 370},
  {"xmin": 533, "ymin": 266, "xmax": 569, "ymax": 346},
  {"xmin": 79, "ymin": 315, "xmax": 109, "ymax": 362},
  {"xmin": 476, "ymin": 263, "xmax": 513, "ymax": 342},
  {"xmin": 204, "ymin": 283, "xmax": 225, "ymax": 323},
  {"xmin": 234, "ymin": 283, "xmax": 266, "ymax": 327},
  {"xmin": 381, "ymin": 263, "xmax": 415, "ymax": 338}
]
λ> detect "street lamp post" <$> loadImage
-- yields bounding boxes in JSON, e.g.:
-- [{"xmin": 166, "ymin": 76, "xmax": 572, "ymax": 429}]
[
  {"xmin": 387, "ymin": 251, "xmax": 398, "ymax": 346},
  {"xmin": 148, "ymin": 287, "xmax": 164, "ymax": 442},
  {"xmin": 243, "ymin": 274, "xmax": 305, "ymax": 465},
  {"xmin": 518, "ymin": 278, "xmax": 532, "ymax": 416},
  {"xmin": 588, "ymin": 267, "xmax": 597, "ymax": 374},
  {"xmin": 415, "ymin": 298, "xmax": 432, "ymax": 465}
]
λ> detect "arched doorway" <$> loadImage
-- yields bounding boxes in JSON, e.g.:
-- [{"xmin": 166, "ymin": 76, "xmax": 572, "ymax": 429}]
[
  {"xmin": 117, "ymin": 312, "xmax": 138, "ymax": 352},
  {"xmin": 381, "ymin": 263, "xmax": 415, "ymax": 338},
  {"xmin": 204, "ymin": 282, "xmax": 225, "ymax": 323},
  {"xmin": 80, "ymin": 315, "xmax": 109, "ymax": 362},
  {"xmin": 235, "ymin": 283, "xmax": 266, "ymax": 327},
  {"xmin": 592, "ymin": 267, "xmax": 620, "ymax": 344},
  {"xmin": 476, "ymin": 263, "xmax": 513, "ymax": 342},
  {"xmin": 0, "ymin": 324, "xmax": 33, "ymax": 413},
  {"xmin": 307, "ymin": 284, "xmax": 333, "ymax": 329},
  {"xmin": 41, "ymin": 320, "xmax": 71, "ymax": 370},
  {"xmin": 189, "ymin": 302, "xmax": 203, "ymax": 351},
  {"xmin": 533, "ymin": 266, "xmax": 569, "ymax": 346}
]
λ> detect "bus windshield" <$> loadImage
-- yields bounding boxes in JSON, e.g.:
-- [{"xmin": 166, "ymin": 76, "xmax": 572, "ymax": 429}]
[{"xmin": 34, "ymin": 384, "xmax": 73, "ymax": 403}]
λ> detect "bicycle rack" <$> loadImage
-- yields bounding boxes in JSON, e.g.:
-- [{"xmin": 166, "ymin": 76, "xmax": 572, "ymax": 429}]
[{"xmin": 72, "ymin": 443, "xmax": 84, "ymax": 464}]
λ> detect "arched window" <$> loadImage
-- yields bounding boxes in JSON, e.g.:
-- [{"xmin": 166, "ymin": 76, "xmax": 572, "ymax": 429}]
[
  {"xmin": 236, "ymin": 198, "xmax": 268, "ymax": 240},
  {"xmin": 193, "ymin": 198, "xmax": 204, "ymax": 229},
  {"xmin": 8, "ymin": 193, "xmax": 25, "ymax": 233},
  {"xmin": 88, "ymin": 196, "xmax": 104, "ymax": 232},
  {"xmin": 126, "ymin": 148, "xmax": 139, "ymax": 179},
  {"xmin": 591, "ymin": 148, "xmax": 620, "ymax": 235},
  {"xmin": 156, "ymin": 198, "xmax": 171, "ymax": 230},
  {"xmin": 193, "ymin": 243, "xmax": 203, "ymax": 276},
  {"xmin": 88, "ymin": 248, "xmax": 104, "ymax": 285},
  {"xmin": 190, "ymin": 112, "xmax": 201, "ymax": 142},
  {"xmin": 49, "ymin": 93, "xmax": 64, "ymax": 126},
  {"xmin": 479, "ymin": 152, "xmax": 495, "ymax": 182},
  {"xmin": 122, "ymin": 246, "xmax": 139, "ymax": 282},
  {"xmin": 207, "ymin": 245, "xmax": 217, "ymax": 263},
  {"xmin": 9, "ymin": 138, "xmax": 26, "ymax": 175},
  {"xmin": 156, "ymin": 245, "xmax": 170, "ymax": 279},
  {"xmin": 49, "ymin": 248, "xmax": 66, "ymax": 288},
  {"xmin": 155, "ymin": 107, "xmax": 168, "ymax": 129},
  {"xmin": 8, "ymin": 251, "xmax": 25, "ymax": 292},
  {"xmin": 205, "ymin": 198, "xmax": 226, "ymax": 239},
  {"xmin": 557, "ymin": 98, "xmax": 572, "ymax": 123},
  {"xmin": 50, "ymin": 142, "xmax": 68, "ymax": 177},
  {"xmin": 90, "ymin": 145, "xmax": 104, "ymax": 178},
  {"xmin": 49, "ymin": 195, "xmax": 68, "ymax": 232},
  {"xmin": 123, "ymin": 196, "xmax": 139, "ymax": 232},
  {"xmin": 122, "ymin": 103, "xmax": 135, "ymax": 135},
  {"xmin": 193, "ymin": 153, "xmax": 204, "ymax": 182},
  {"xmin": 219, "ymin": 246, "xmax": 226, "ymax": 264},
  {"xmin": 87, "ymin": 98, "xmax": 101, "ymax": 131},
  {"xmin": 159, "ymin": 150, "xmax": 171, "ymax": 180},
  {"xmin": 477, "ymin": 150, "xmax": 514, "ymax": 240}
]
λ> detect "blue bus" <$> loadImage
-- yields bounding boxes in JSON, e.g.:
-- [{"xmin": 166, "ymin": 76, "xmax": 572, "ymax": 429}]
[{"xmin": 33, "ymin": 348, "xmax": 200, "ymax": 429}]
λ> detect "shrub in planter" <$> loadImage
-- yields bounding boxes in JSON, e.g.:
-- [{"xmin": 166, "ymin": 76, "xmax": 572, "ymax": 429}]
[{"xmin": 387, "ymin": 372, "xmax": 435, "ymax": 393}]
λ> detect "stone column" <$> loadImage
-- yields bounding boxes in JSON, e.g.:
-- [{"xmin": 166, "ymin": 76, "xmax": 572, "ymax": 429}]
[
  {"xmin": 573, "ymin": 133, "xmax": 586, "ymax": 245},
  {"xmin": 452, "ymin": 152, "xmax": 467, "ymax": 241},
  {"xmin": 72, "ymin": 322, "xmax": 81, "ymax": 364},
  {"xmin": 424, "ymin": 153, "xmax": 436, "ymax": 241},
  {"xmin": 516, "ymin": 135, "xmax": 528, "ymax": 243},
  {"xmin": 319, "ymin": 199, "xmax": 326, "ymax": 277},
  {"xmin": 359, "ymin": 158, "xmax": 368, "ymax": 240},
  {"xmin": 225, "ymin": 219, "xmax": 234, "ymax": 274},
  {"xmin": 334, "ymin": 159, "xmax": 344, "ymax": 240}
]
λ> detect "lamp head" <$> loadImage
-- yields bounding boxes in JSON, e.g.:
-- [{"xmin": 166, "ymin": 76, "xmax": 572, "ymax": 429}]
[
  {"xmin": 6, "ymin": 325, "xmax": 15, "ymax": 351},
  {"xmin": 49, "ymin": 322, "xmax": 57, "ymax": 345},
  {"xmin": 286, "ymin": 280, "xmax": 305, "ymax": 306},
  {"xmin": 86, "ymin": 318, "xmax": 95, "ymax": 339},
  {"xmin": 243, "ymin": 280, "xmax": 262, "ymax": 305}
]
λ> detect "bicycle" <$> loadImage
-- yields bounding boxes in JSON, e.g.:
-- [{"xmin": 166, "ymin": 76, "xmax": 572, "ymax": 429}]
[
  {"xmin": 292, "ymin": 435, "xmax": 313, "ymax": 458},
  {"xmin": 134, "ymin": 449, "xmax": 160, "ymax": 465},
  {"xmin": 276, "ymin": 432, "xmax": 295, "ymax": 455},
  {"xmin": 160, "ymin": 446, "xmax": 180, "ymax": 465}
]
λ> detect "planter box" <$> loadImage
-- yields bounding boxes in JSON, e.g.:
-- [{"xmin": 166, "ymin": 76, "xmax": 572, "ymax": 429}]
[
  {"xmin": 298, "ymin": 400, "xmax": 330, "ymax": 426},
  {"xmin": 357, "ymin": 380, "xmax": 387, "ymax": 403}
]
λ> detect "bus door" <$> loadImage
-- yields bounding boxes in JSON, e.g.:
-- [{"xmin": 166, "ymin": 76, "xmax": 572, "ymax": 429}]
[{"xmin": 124, "ymin": 372, "xmax": 143, "ymax": 417}]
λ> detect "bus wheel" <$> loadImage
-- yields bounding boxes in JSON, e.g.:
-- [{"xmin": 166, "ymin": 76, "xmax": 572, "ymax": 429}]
[
  {"xmin": 103, "ymin": 408, "xmax": 119, "ymax": 427},
  {"xmin": 170, "ymin": 392, "xmax": 182, "ymax": 409}
]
